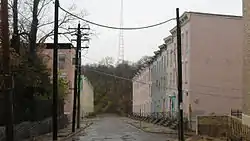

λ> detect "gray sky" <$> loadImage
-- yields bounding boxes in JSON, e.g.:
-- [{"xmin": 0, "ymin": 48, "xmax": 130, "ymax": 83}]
[{"xmin": 58, "ymin": 0, "xmax": 242, "ymax": 64}]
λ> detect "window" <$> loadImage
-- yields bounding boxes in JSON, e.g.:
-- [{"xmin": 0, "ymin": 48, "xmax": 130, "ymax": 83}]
[
  {"xmin": 174, "ymin": 43, "xmax": 177, "ymax": 67},
  {"xmin": 170, "ymin": 50, "xmax": 173, "ymax": 67},
  {"xmin": 59, "ymin": 54, "xmax": 66, "ymax": 69},
  {"xmin": 156, "ymin": 62, "xmax": 158, "ymax": 72},
  {"xmin": 163, "ymin": 56, "xmax": 166, "ymax": 71},
  {"xmin": 159, "ymin": 78, "xmax": 161, "ymax": 90},
  {"xmin": 184, "ymin": 61, "xmax": 187, "ymax": 83},
  {"xmin": 72, "ymin": 57, "xmax": 76, "ymax": 65},
  {"xmin": 166, "ymin": 73, "xmax": 168, "ymax": 88},
  {"xmin": 59, "ymin": 54, "xmax": 66, "ymax": 62},
  {"xmin": 167, "ymin": 51, "xmax": 169, "ymax": 67},
  {"xmin": 174, "ymin": 50, "xmax": 176, "ymax": 67},
  {"xmin": 170, "ymin": 73, "xmax": 172, "ymax": 86},
  {"xmin": 163, "ymin": 76, "xmax": 166, "ymax": 90},
  {"xmin": 161, "ymin": 56, "xmax": 165, "ymax": 72},
  {"xmin": 181, "ymin": 33, "xmax": 184, "ymax": 55},
  {"xmin": 186, "ymin": 31, "xmax": 189, "ymax": 54},
  {"xmin": 173, "ymin": 73, "xmax": 175, "ymax": 86}
]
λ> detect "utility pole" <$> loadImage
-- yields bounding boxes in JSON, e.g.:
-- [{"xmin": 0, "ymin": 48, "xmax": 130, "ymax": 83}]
[
  {"xmin": 77, "ymin": 50, "xmax": 81, "ymax": 129},
  {"xmin": 176, "ymin": 8, "xmax": 184, "ymax": 141},
  {"xmin": 1, "ymin": 0, "xmax": 14, "ymax": 140},
  {"xmin": 77, "ymin": 36, "xmax": 89, "ymax": 129},
  {"xmin": 53, "ymin": 0, "xmax": 59, "ymax": 140},
  {"xmin": 70, "ymin": 23, "xmax": 90, "ymax": 132},
  {"xmin": 71, "ymin": 23, "xmax": 81, "ymax": 132}
]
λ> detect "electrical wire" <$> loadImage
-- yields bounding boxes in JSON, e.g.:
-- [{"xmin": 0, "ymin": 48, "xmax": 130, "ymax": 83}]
[
  {"xmin": 10, "ymin": 2, "xmax": 241, "ymax": 99},
  {"xmin": 59, "ymin": 5, "xmax": 176, "ymax": 30},
  {"xmin": 83, "ymin": 67, "xmax": 242, "ymax": 99},
  {"xmin": 81, "ymin": 56, "xmax": 241, "ymax": 93}
]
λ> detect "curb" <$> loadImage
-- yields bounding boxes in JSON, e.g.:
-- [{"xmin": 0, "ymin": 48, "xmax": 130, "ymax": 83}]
[
  {"xmin": 127, "ymin": 121, "xmax": 195, "ymax": 137},
  {"xmin": 59, "ymin": 122, "xmax": 93, "ymax": 141},
  {"xmin": 127, "ymin": 121, "xmax": 177, "ymax": 135}
]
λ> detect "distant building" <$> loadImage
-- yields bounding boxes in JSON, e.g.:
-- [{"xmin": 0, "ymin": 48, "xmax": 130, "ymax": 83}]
[
  {"xmin": 80, "ymin": 75, "xmax": 94, "ymax": 117},
  {"xmin": 38, "ymin": 43, "xmax": 75, "ymax": 119},
  {"xmin": 242, "ymin": 0, "xmax": 250, "ymax": 125},
  {"xmin": 132, "ymin": 63, "xmax": 152, "ymax": 116}
]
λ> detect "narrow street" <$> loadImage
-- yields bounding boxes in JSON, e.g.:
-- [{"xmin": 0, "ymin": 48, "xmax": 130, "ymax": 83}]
[{"xmin": 70, "ymin": 115, "xmax": 176, "ymax": 141}]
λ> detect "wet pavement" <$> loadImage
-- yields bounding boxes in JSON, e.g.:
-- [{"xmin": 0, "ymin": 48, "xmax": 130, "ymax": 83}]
[{"xmin": 70, "ymin": 115, "xmax": 176, "ymax": 141}]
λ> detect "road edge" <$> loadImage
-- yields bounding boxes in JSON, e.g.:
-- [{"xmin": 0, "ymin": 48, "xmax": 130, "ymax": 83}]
[{"xmin": 59, "ymin": 121, "xmax": 93, "ymax": 141}]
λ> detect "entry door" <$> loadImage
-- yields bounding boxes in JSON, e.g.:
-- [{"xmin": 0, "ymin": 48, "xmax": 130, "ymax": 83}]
[{"xmin": 170, "ymin": 96, "xmax": 176, "ymax": 114}]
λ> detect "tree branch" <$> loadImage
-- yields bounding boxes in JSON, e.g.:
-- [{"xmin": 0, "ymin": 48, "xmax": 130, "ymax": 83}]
[{"xmin": 37, "ymin": 0, "xmax": 53, "ymax": 16}]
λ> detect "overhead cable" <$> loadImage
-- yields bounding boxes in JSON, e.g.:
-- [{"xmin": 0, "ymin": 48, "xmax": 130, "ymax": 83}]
[{"xmin": 59, "ymin": 6, "xmax": 176, "ymax": 30}]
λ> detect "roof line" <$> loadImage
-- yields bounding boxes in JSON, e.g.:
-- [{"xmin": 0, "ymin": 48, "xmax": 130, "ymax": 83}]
[{"xmin": 187, "ymin": 11, "xmax": 242, "ymax": 18}]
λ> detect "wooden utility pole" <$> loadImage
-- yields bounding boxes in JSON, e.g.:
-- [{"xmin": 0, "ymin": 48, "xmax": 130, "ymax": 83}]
[
  {"xmin": 70, "ymin": 23, "xmax": 90, "ymax": 132},
  {"xmin": 77, "ymin": 36, "xmax": 89, "ymax": 129},
  {"xmin": 1, "ymin": 0, "xmax": 14, "ymax": 140},
  {"xmin": 53, "ymin": 0, "xmax": 59, "ymax": 140},
  {"xmin": 71, "ymin": 23, "xmax": 81, "ymax": 133},
  {"xmin": 77, "ymin": 47, "xmax": 81, "ymax": 129},
  {"xmin": 176, "ymin": 8, "xmax": 184, "ymax": 141}
]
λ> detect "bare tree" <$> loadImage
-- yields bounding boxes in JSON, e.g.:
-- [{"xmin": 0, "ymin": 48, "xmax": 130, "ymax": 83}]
[
  {"xmin": 99, "ymin": 57, "xmax": 115, "ymax": 67},
  {"xmin": 14, "ymin": 0, "xmax": 87, "ymax": 56},
  {"xmin": 29, "ymin": 0, "xmax": 39, "ymax": 55},
  {"xmin": 11, "ymin": 0, "xmax": 20, "ymax": 53}
]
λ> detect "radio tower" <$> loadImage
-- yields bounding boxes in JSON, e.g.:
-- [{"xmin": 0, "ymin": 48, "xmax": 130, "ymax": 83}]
[{"xmin": 117, "ymin": 0, "xmax": 124, "ymax": 64}]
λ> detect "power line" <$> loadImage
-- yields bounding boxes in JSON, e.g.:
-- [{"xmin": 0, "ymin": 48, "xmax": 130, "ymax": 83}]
[
  {"xmin": 81, "ymin": 56, "xmax": 242, "ymax": 93},
  {"xmin": 83, "ymin": 67, "xmax": 242, "ymax": 99},
  {"xmin": 59, "ymin": 5, "xmax": 176, "ymax": 30}
]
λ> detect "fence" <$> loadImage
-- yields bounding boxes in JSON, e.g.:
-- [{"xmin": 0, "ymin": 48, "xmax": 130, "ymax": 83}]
[
  {"xmin": 231, "ymin": 109, "xmax": 242, "ymax": 119},
  {"xmin": 0, "ymin": 115, "xmax": 69, "ymax": 141},
  {"xmin": 0, "ymin": 99, "xmax": 64, "ymax": 125},
  {"xmin": 197, "ymin": 115, "xmax": 250, "ymax": 140}
]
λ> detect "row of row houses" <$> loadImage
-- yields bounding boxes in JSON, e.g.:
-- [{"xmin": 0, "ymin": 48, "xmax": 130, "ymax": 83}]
[{"xmin": 132, "ymin": 11, "xmax": 243, "ymax": 124}]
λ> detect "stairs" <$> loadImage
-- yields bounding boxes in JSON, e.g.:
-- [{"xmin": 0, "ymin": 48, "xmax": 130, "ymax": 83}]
[{"xmin": 128, "ymin": 112, "xmax": 190, "ymax": 131}]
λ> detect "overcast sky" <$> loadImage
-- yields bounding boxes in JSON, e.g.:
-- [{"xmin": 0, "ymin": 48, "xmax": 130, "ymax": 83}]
[{"xmin": 57, "ymin": 0, "xmax": 242, "ymax": 64}]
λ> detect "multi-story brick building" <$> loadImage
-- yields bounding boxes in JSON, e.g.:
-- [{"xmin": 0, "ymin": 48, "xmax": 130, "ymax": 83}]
[
  {"xmin": 174, "ymin": 12, "xmax": 242, "ymax": 121},
  {"xmin": 133, "ymin": 11, "xmax": 243, "ymax": 125},
  {"xmin": 243, "ymin": 0, "xmax": 250, "ymax": 125},
  {"xmin": 38, "ymin": 43, "xmax": 75, "ymax": 119}
]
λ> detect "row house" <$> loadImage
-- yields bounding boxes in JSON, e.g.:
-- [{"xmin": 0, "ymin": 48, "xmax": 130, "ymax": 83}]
[
  {"xmin": 243, "ymin": 0, "xmax": 250, "ymax": 126},
  {"xmin": 132, "ymin": 63, "xmax": 151, "ymax": 116},
  {"xmin": 150, "ymin": 44, "xmax": 178, "ymax": 117},
  {"xmin": 133, "ymin": 11, "xmax": 243, "ymax": 125}
]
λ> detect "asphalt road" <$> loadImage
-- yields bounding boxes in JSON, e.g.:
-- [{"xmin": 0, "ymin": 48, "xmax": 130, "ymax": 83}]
[{"xmin": 70, "ymin": 115, "xmax": 176, "ymax": 141}]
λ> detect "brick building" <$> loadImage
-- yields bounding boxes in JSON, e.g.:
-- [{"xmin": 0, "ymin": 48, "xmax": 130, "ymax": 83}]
[{"xmin": 242, "ymin": 0, "xmax": 250, "ymax": 125}]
